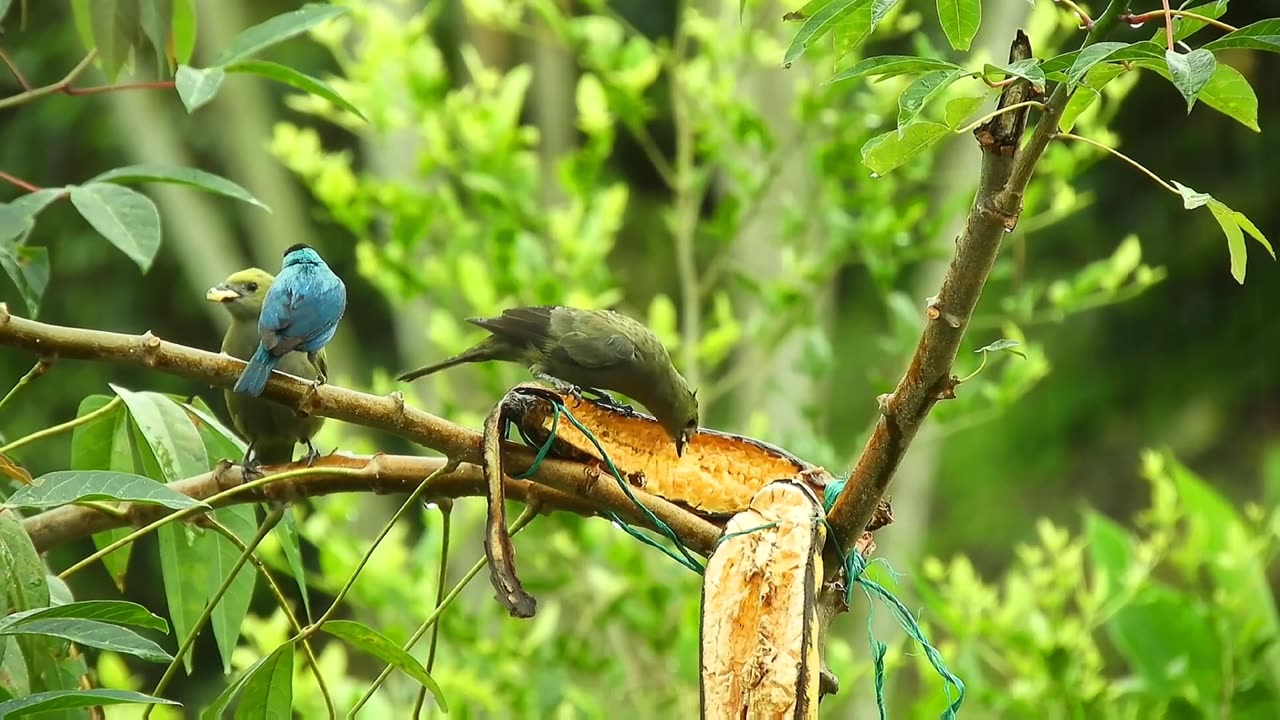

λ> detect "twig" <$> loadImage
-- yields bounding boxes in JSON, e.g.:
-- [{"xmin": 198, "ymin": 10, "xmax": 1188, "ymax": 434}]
[
  {"xmin": 0, "ymin": 357, "xmax": 53, "ymax": 416},
  {"xmin": 63, "ymin": 80, "xmax": 177, "ymax": 96},
  {"xmin": 1056, "ymin": 132, "xmax": 1180, "ymax": 194},
  {"xmin": 349, "ymin": 503, "xmax": 541, "ymax": 714},
  {"xmin": 955, "ymin": 100, "xmax": 1048, "ymax": 135},
  {"xmin": 1055, "ymin": 0, "xmax": 1096, "ymax": 29},
  {"xmin": 1159, "ymin": 0, "xmax": 1176, "ymax": 50},
  {"xmin": 0, "ymin": 48, "xmax": 31, "ymax": 90},
  {"xmin": 0, "ymin": 308, "xmax": 723, "ymax": 557},
  {"xmin": 203, "ymin": 514, "xmax": 336, "ymax": 720},
  {"xmin": 143, "ymin": 507, "xmax": 286, "ymax": 720},
  {"xmin": 0, "ymin": 51, "xmax": 96, "ymax": 110},
  {"xmin": 1121, "ymin": 8, "xmax": 1238, "ymax": 34},
  {"xmin": 295, "ymin": 461, "xmax": 461, "ymax": 641},
  {"xmin": 823, "ymin": 0, "xmax": 1135, "ymax": 564},
  {"xmin": 0, "ymin": 395, "xmax": 121, "ymax": 456},
  {"xmin": 0, "ymin": 169, "xmax": 42, "ymax": 193},
  {"xmin": 669, "ymin": 7, "xmax": 704, "ymax": 388},
  {"xmin": 425, "ymin": 502, "xmax": 452, "ymax": 674}
]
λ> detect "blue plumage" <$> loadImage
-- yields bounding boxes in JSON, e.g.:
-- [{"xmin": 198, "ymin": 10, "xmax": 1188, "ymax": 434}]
[{"xmin": 233, "ymin": 244, "xmax": 347, "ymax": 397}]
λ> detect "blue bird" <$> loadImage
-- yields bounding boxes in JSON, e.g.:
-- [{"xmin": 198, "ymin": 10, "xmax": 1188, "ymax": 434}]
[{"xmin": 233, "ymin": 243, "xmax": 347, "ymax": 397}]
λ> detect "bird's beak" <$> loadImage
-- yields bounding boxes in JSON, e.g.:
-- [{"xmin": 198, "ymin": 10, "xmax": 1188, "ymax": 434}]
[
  {"xmin": 206, "ymin": 284, "xmax": 241, "ymax": 303},
  {"xmin": 675, "ymin": 435, "xmax": 687, "ymax": 458}
]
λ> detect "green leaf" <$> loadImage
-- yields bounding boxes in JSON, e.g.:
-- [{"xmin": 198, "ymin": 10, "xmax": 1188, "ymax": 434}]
[
  {"xmin": 982, "ymin": 59, "xmax": 1046, "ymax": 90},
  {"xmin": 1132, "ymin": 59, "xmax": 1259, "ymax": 132},
  {"xmin": 0, "ymin": 618, "xmax": 170, "ymax": 663},
  {"xmin": 861, "ymin": 122, "xmax": 951, "ymax": 176},
  {"xmin": 139, "ymin": 0, "xmax": 173, "ymax": 73},
  {"xmin": 208, "ymin": 505, "xmax": 258, "ymax": 674},
  {"xmin": 0, "ymin": 602, "xmax": 166, "ymax": 634},
  {"xmin": 1210, "ymin": 200, "xmax": 1248, "ymax": 283},
  {"xmin": 1, "ymin": 188, "xmax": 63, "ymax": 244},
  {"xmin": 233, "ymin": 642, "xmax": 294, "ymax": 720},
  {"xmin": 896, "ymin": 69, "xmax": 966, "ymax": 128},
  {"xmin": 830, "ymin": 0, "xmax": 899, "ymax": 60},
  {"xmin": 203, "ymin": 652, "xmax": 270, "ymax": 720},
  {"xmin": 936, "ymin": 0, "xmax": 981, "ymax": 52},
  {"xmin": 1060, "ymin": 63, "xmax": 1127, "ymax": 132},
  {"xmin": 1203, "ymin": 19, "xmax": 1280, "ymax": 53},
  {"xmin": 0, "ymin": 243, "xmax": 49, "ymax": 318},
  {"xmin": 784, "ymin": 0, "xmax": 871, "ymax": 67},
  {"xmin": 1164, "ymin": 48, "xmax": 1216, "ymax": 111},
  {"xmin": 211, "ymin": 4, "xmax": 350, "ymax": 67},
  {"xmin": 1084, "ymin": 511, "xmax": 1135, "ymax": 604},
  {"xmin": 0, "ymin": 636, "xmax": 30, "ymax": 701},
  {"xmin": 70, "ymin": 396, "xmax": 137, "ymax": 590},
  {"xmin": 0, "ymin": 0, "xmax": 12, "ymax": 25},
  {"xmin": 1171, "ymin": 180, "xmax": 1211, "ymax": 210},
  {"xmin": 1207, "ymin": 198, "xmax": 1273, "ymax": 284},
  {"xmin": 226, "ymin": 60, "xmax": 367, "ymax": 121},
  {"xmin": 0, "ymin": 205, "xmax": 25, "ymax": 244},
  {"xmin": 0, "ymin": 689, "xmax": 179, "ymax": 717},
  {"xmin": 172, "ymin": 0, "xmax": 197, "ymax": 65},
  {"xmin": 69, "ymin": 183, "xmax": 162, "ymax": 272},
  {"xmin": 276, "ymin": 508, "xmax": 312, "ymax": 622},
  {"xmin": 831, "ymin": 55, "xmax": 962, "ymax": 84},
  {"xmin": 1105, "ymin": 585, "xmax": 1223, "ymax": 702},
  {"xmin": 943, "ymin": 95, "xmax": 985, "ymax": 129},
  {"xmin": 974, "ymin": 339, "xmax": 1025, "ymax": 357},
  {"xmin": 90, "ymin": 165, "xmax": 269, "ymax": 211},
  {"xmin": 1065, "ymin": 42, "xmax": 1131, "ymax": 84},
  {"xmin": 6, "ymin": 471, "xmax": 209, "ymax": 511},
  {"xmin": 89, "ymin": 0, "xmax": 144, "ymax": 82},
  {"xmin": 0, "ymin": 509, "xmax": 54, "ymax": 695},
  {"xmin": 322, "ymin": 620, "xmax": 447, "ymax": 712},
  {"xmin": 175, "ymin": 64, "xmax": 226, "ymax": 112}
]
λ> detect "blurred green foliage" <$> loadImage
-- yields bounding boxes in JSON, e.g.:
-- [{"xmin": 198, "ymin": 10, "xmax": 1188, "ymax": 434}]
[{"xmin": 1, "ymin": 0, "xmax": 1279, "ymax": 717}]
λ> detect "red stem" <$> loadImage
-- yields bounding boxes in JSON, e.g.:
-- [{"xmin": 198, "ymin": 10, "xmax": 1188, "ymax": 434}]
[
  {"xmin": 1160, "ymin": 0, "xmax": 1176, "ymax": 50},
  {"xmin": 62, "ymin": 80, "xmax": 177, "ymax": 96},
  {"xmin": 0, "ymin": 171, "xmax": 43, "ymax": 193}
]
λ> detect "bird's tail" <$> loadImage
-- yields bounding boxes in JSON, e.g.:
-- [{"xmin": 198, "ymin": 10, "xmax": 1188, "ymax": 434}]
[
  {"xmin": 234, "ymin": 345, "xmax": 279, "ymax": 397},
  {"xmin": 396, "ymin": 340, "xmax": 503, "ymax": 382}
]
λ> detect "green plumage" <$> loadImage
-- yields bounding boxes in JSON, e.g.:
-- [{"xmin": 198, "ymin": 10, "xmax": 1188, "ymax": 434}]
[
  {"xmin": 397, "ymin": 305, "xmax": 699, "ymax": 456},
  {"xmin": 209, "ymin": 268, "xmax": 325, "ymax": 465}
]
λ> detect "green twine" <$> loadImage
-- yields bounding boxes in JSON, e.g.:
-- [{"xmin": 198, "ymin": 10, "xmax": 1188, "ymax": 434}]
[
  {"xmin": 822, "ymin": 482, "xmax": 965, "ymax": 720},
  {"xmin": 510, "ymin": 396, "xmax": 704, "ymax": 573}
]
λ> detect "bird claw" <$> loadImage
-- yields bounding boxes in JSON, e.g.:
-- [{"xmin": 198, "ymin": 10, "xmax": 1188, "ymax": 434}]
[
  {"xmin": 302, "ymin": 438, "xmax": 321, "ymax": 467},
  {"xmin": 582, "ymin": 386, "xmax": 630, "ymax": 410}
]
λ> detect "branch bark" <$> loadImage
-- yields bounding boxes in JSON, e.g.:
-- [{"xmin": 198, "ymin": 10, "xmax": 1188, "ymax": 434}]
[
  {"xmin": 822, "ymin": 1, "xmax": 1134, "ymax": 563},
  {"xmin": 0, "ymin": 307, "xmax": 722, "ymax": 556}
]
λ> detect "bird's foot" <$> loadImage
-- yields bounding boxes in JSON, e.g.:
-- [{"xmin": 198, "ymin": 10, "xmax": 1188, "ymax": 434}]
[
  {"xmin": 302, "ymin": 438, "xmax": 321, "ymax": 467},
  {"xmin": 532, "ymin": 370, "xmax": 580, "ymax": 399},
  {"xmin": 240, "ymin": 456, "xmax": 266, "ymax": 482},
  {"xmin": 582, "ymin": 387, "xmax": 631, "ymax": 411}
]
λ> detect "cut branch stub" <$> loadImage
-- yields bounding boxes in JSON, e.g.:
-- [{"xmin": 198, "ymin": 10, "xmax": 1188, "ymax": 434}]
[
  {"xmin": 975, "ymin": 30, "xmax": 1036, "ymax": 155},
  {"xmin": 481, "ymin": 398, "xmax": 537, "ymax": 619},
  {"xmin": 700, "ymin": 480, "xmax": 827, "ymax": 719}
]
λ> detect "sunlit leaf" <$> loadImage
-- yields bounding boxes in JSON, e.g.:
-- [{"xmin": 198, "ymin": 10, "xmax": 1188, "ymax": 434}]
[
  {"xmin": 1171, "ymin": 181, "xmax": 1211, "ymax": 210},
  {"xmin": 90, "ymin": 164, "xmax": 269, "ymax": 211},
  {"xmin": 211, "ymin": 4, "xmax": 351, "ymax": 67},
  {"xmin": 1156, "ymin": 1, "xmax": 1229, "ymax": 43},
  {"xmin": 171, "ymin": 0, "xmax": 197, "ymax": 65},
  {"xmin": 936, "ymin": 0, "xmax": 981, "ymax": 52},
  {"xmin": 943, "ymin": 95, "xmax": 986, "ymax": 129},
  {"xmin": 1132, "ymin": 59, "xmax": 1259, "ymax": 132},
  {"xmin": 1164, "ymin": 48, "xmax": 1216, "ymax": 111},
  {"xmin": 175, "ymin": 64, "xmax": 226, "ymax": 113},
  {"xmin": 208, "ymin": 505, "xmax": 258, "ymax": 674},
  {"xmin": 69, "ymin": 183, "xmax": 162, "ymax": 272},
  {"xmin": 0, "ymin": 509, "xmax": 53, "ymax": 692},
  {"xmin": 0, "ymin": 689, "xmax": 179, "ymax": 717},
  {"xmin": 226, "ymin": 60, "xmax": 367, "ymax": 121},
  {"xmin": 276, "ymin": 508, "xmax": 312, "ymax": 622},
  {"xmin": 982, "ymin": 59, "xmax": 1045, "ymax": 90},
  {"xmin": 89, "ymin": 0, "xmax": 143, "ymax": 82},
  {"xmin": 861, "ymin": 122, "xmax": 951, "ymax": 176},
  {"xmin": 1065, "ymin": 42, "xmax": 1132, "ymax": 84},
  {"xmin": 322, "ymin": 620, "xmax": 448, "ymax": 711},
  {"xmin": 70, "ymin": 395, "xmax": 136, "ymax": 590},
  {"xmin": 1060, "ymin": 63, "xmax": 1126, "ymax": 132},
  {"xmin": 974, "ymin": 339, "xmax": 1025, "ymax": 358}
]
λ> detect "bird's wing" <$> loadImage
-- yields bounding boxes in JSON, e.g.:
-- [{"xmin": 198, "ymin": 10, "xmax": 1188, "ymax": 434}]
[
  {"xmin": 468, "ymin": 306, "xmax": 558, "ymax": 350},
  {"xmin": 555, "ymin": 330, "xmax": 637, "ymax": 368},
  {"xmin": 257, "ymin": 271, "xmax": 346, "ymax": 354}
]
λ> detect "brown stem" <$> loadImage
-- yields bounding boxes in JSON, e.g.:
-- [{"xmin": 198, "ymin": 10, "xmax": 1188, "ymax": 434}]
[
  {"xmin": 822, "ymin": 1, "xmax": 1134, "ymax": 565},
  {"xmin": 1122, "ymin": 9, "xmax": 1238, "ymax": 34},
  {"xmin": 0, "ymin": 170, "xmax": 42, "ymax": 193},
  {"xmin": 63, "ymin": 80, "xmax": 177, "ymax": 96},
  {"xmin": 1159, "ymin": 0, "xmax": 1176, "ymax": 50}
]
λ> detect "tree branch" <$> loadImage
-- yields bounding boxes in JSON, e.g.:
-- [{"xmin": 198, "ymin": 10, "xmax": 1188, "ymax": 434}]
[
  {"xmin": 822, "ymin": 1, "xmax": 1134, "ymax": 563},
  {"xmin": 0, "ymin": 307, "xmax": 722, "ymax": 555}
]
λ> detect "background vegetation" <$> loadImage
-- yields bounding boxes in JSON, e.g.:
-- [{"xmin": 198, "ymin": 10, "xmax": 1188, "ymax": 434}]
[{"xmin": 1, "ymin": 0, "xmax": 1279, "ymax": 717}]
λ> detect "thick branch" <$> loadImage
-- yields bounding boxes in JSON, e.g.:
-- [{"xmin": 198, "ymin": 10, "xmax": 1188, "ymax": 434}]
[
  {"xmin": 0, "ymin": 307, "xmax": 722, "ymax": 555},
  {"xmin": 823, "ymin": 1, "xmax": 1133, "ymax": 561}
]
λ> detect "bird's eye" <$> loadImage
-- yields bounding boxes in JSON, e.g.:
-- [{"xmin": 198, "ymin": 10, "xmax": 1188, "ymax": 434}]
[{"xmin": 245, "ymin": 282, "xmax": 258, "ymax": 293}]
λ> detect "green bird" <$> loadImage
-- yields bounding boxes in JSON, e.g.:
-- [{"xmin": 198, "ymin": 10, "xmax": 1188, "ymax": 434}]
[
  {"xmin": 397, "ymin": 305, "xmax": 700, "ymax": 456},
  {"xmin": 207, "ymin": 268, "xmax": 326, "ymax": 467}
]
